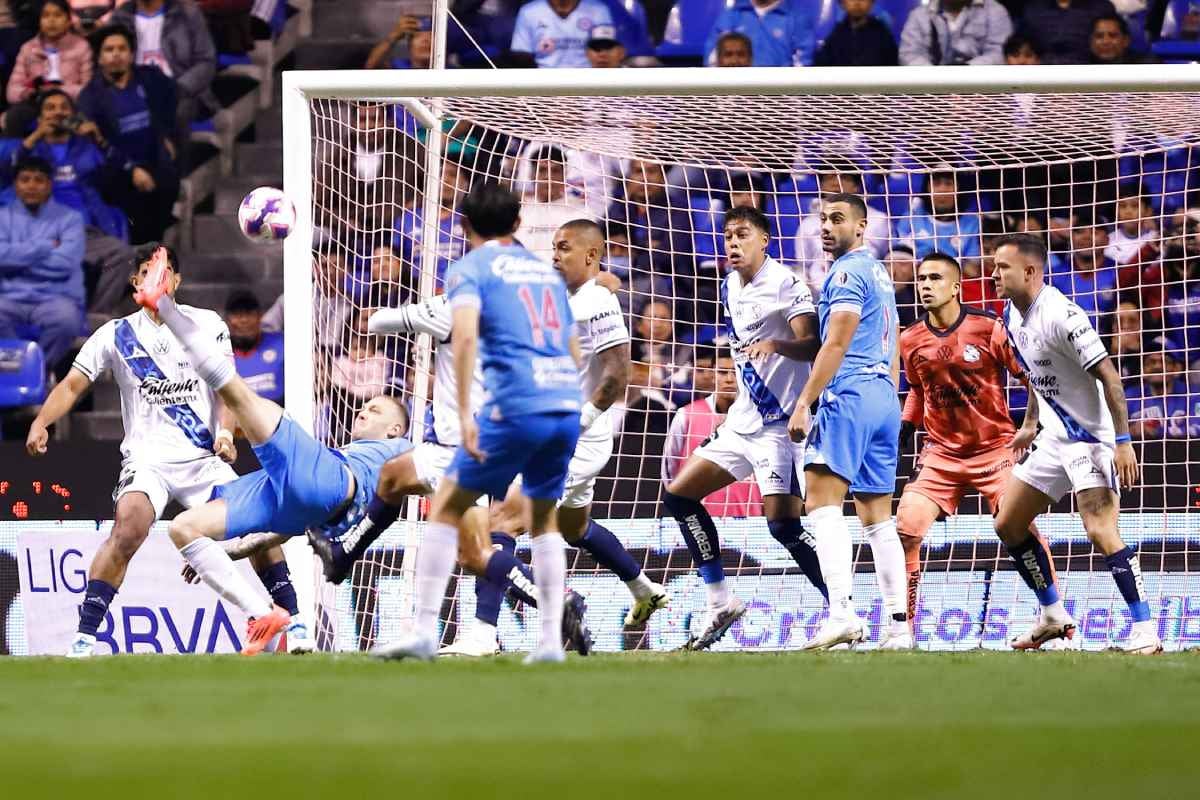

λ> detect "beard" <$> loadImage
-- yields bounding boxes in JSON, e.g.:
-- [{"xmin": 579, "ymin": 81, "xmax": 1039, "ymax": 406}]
[{"xmin": 230, "ymin": 333, "xmax": 259, "ymax": 351}]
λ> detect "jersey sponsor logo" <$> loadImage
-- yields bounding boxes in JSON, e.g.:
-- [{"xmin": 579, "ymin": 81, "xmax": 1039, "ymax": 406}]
[
  {"xmin": 928, "ymin": 381, "xmax": 980, "ymax": 410},
  {"xmin": 152, "ymin": 339, "xmax": 170, "ymax": 355},
  {"xmin": 963, "ymin": 345, "xmax": 980, "ymax": 363},
  {"xmin": 1034, "ymin": 358, "xmax": 1051, "ymax": 367},
  {"xmin": 139, "ymin": 376, "xmax": 202, "ymax": 407},
  {"xmin": 114, "ymin": 320, "xmax": 214, "ymax": 451},
  {"xmin": 936, "ymin": 345, "xmax": 954, "ymax": 362},
  {"xmin": 490, "ymin": 253, "xmax": 559, "ymax": 284}
]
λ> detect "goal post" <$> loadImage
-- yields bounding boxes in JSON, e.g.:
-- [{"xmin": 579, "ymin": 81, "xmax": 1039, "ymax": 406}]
[{"xmin": 281, "ymin": 64, "xmax": 1200, "ymax": 652}]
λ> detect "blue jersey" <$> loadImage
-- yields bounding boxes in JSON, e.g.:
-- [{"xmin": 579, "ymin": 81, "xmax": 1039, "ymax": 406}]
[
  {"xmin": 446, "ymin": 241, "xmax": 581, "ymax": 419},
  {"xmin": 233, "ymin": 331, "xmax": 285, "ymax": 402},
  {"xmin": 894, "ymin": 211, "xmax": 981, "ymax": 261},
  {"xmin": 316, "ymin": 437, "xmax": 414, "ymax": 538},
  {"xmin": 819, "ymin": 247, "xmax": 898, "ymax": 388}
]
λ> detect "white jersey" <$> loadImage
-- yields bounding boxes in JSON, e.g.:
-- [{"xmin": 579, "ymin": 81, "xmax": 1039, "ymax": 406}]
[
  {"xmin": 571, "ymin": 277, "xmax": 630, "ymax": 444},
  {"xmin": 372, "ymin": 295, "xmax": 484, "ymax": 446},
  {"xmin": 72, "ymin": 307, "xmax": 231, "ymax": 465},
  {"xmin": 1004, "ymin": 284, "xmax": 1115, "ymax": 445},
  {"xmin": 721, "ymin": 257, "xmax": 816, "ymax": 435},
  {"xmin": 134, "ymin": 11, "xmax": 171, "ymax": 76}
]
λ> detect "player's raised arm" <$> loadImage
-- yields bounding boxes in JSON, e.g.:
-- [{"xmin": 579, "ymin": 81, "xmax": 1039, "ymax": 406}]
[
  {"xmin": 26, "ymin": 366, "xmax": 92, "ymax": 455},
  {"xmin": 1090, "ymin": 356, "xmax": 1139, "ymax": 487},
  {"xmin": 368, "ymin": 295, "xmax": 454, "ymax": 342}
]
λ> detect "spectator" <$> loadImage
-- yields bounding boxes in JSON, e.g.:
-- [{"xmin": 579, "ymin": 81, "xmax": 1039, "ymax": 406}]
[
  {"xmin": 225, "ymin": 289, "xmax": 283, "ymax": 402},
  {"xmin": 515, "ymin": 144, "xmax": 593, "ymax": 259},
  {"xmin": 602, "ymin": 352, "xmax": 672, "ymax": 518},
  {"xmin": 71, "ymin": 1, "xmax": 116, "ymax": 35},
  {"xmin": 895, "ymin": 167, "xmax": 982, "ymax": 274},
  {"xmin": 1049, "ymin": 211, "xmax": 1119, "ymax": 329},
  {"xmin": 510, "ymin": 0, "xmax": 613, "ymax": 68},
  {"xmin": 1088, "ymin": 12, "xmax": 1154, "ymax": 64},
  {"xmin": 795, "ymin": 169, "xmax": 890, "ymax": 295},
  {"xmin": 5, "ymin": 0, "xmax": 93, "ymax": 138},
  {"xmin": 77, "ymin": 24, "xmax": 180, "ymax": 244},
  {"xmin": 1106, "ymin": 183, "xmax": 1159, "ymax": 267},
  {"xmin": 585, "ymin": 24, "xmax": 626, "ymax": 67},
  {"xmin": 713, "ymin": 31, "xmax": 752, "ymax": 67},
  {"xmin": 899, "ymin": 0, "xmax": 1012, "ymax": 65},
  {"xmin": 1128, "ymin": 337, "xmax": 1191, "ymax": 439},
  {"xmin": 815, "ymin": 0, "xmax": 898, "ymax": 67},
  {"xmin": 633, "ymin": 298, "xmax": 682, "ymax": 389},
  {"xmin": 967, "ymin": 216, "xmax": 1005, "ymax": 314},
  {"xmin": 662, "ymin": 349, "xmax": 764, "ymax": 517},
  {"xmin": 1021, "ymin": 0, "xmax": 1117, "ymax": 64},
  {"xmin": 364, "ymin": 14, "xmax": 431, "ymax": 70},
  {"xmin": 111, "ymin": 0, "xmax": 217, "ymax": 131},
  {"xmin": 606, "ymin": 159, "xmax": 696, "ymax": 302},
  {"xmin": 1161, "ymin": 214, "xmax": 1200, "ymax": 352},
  {"xmin": 510, "ymin": 138, "xmax": 617, "ymax": 218},
  {"xmin": 1106, "ymin": 297, "xmax": 1146, "ymax": 380},
  {"xmin": 0, "ymin": 156, "xmax": 86, "ymax": 371},
  {"xmin": 330, "ymin": 310, "xmax": 399, "ymax": 407},
  {"xmin": 394, "ymin": 159, "xmax": 467, "ymax": 290},
  {"xmin": 0, "ymin": 2, "xmax": 23, "ymax": 95},
  {"xmin": 887, "ymin": 246, "xmax": 919, "ymax": 327},
  {"xmin": 1003, "ymin": 31, "xmax": 1041, "ymax": 63},
  {"xmin": 704, "ymin": 0, "xmax": 816, "ymax": 67}
]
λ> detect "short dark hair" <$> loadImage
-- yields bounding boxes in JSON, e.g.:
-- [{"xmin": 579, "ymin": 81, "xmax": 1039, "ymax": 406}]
[
  {"xmin": 559, "ymin": 218, "xmax": 604, "ymax": 240},
  {"xmin": 91, "ymin": 24, "xmax": 137, "ymax": 61},
  {"xmin": 225, "ymin": 289, "xmax": 261, "ymax": 314},
  {"xmin": 40, "ymin": 0, "xmax": 70, "ymax": 17},
  {"xmin": 993, "ymin": 233, "xmax": 1047, "ymax": 267},
  {"xmin": 1003, "ymin": 32, "xmax": 1040, "ymax": 58},
  {"xmin": 36, "ymin": 87, "xmax": 73, "ymax": 112},
  {"xmin": 14, "ymin": 156, "xmax": 52, "ymax": 180},
  {"xmin": 134, "ymin": 242, "xmax": 181, "ymax": 274},
  {"xmin": 716, "ymin": 31, "xmax": 752, "ymax": 55},
  {"xmin": 918, "ymin": 252, "xmax": 962, "ymax": 279},
  {"xmin": 379, "ymin": 395, "xmax": 410, "ymax": 436},
  {"xmin": 727, "ymin": 173, "xmax": 761, "ymax": 196},
  {"xmin": 1092, "ymin": 12, "xmax": 1130, "ymax": 36},
  {"xmin": 461, "ymin": 181, "xmax": 521, "ymax": 238},
  {"xmin": 724, "ymin": 204, "xmax": 771, "ymax": 236},
  {"xmin": 823, "ymin": 192, "xmax": 868, "ymax": 220}
]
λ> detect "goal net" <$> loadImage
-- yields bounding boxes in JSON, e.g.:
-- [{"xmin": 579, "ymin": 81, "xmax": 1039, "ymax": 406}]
[{"xmin": 282, "ymin": 66, "xmax": 1200, "ymax": 653}]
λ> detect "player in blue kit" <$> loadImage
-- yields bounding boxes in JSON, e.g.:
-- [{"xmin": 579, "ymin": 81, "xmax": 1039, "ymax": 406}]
[
  {"xmin": 133, "ymin": 248, "xmax": 413, "ymax": 655},
  {"xmin": 790, "ymin": 193, "xmax": 911, "ymax": 650},
  {"xmin": 372, "ymin": 181, "xmax": 583, "ymax": 664}
]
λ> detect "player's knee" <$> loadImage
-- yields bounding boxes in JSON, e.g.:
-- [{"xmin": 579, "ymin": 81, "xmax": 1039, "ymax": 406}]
[
  {"xmin": 168, "ymin": 514, "xmax": 202, "ymax": 548},
  {"xmin": 109, "ymin": 521, "xmax": 150, "ymax": 561},
  {"xmin": 662, "ymin": 489, "xmax": 697, "ymax": 519}
]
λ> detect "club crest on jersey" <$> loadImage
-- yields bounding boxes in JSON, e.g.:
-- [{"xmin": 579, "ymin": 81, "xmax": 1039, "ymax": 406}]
[
  {"xmin": 834, "ymin": 270, "xmax": 849, "ymax": 286},
  {"xmin": 963, "ymin": 344, "xmax": 980, "ymax": 363}
]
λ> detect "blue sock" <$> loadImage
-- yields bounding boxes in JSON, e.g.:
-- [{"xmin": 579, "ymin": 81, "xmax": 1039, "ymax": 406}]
[
  {"xmin": 1006, "ymin": 535, "xmax": 1060, "ymax": 606},
  {"xmin": 256, "ymin": 560, "xmax": 299, "ymax": 616},
  {"xmin": 1105, "ymin": 546, "xmax": 1151, "ymax": 622},
  {"xmin": 579, "ymin": 520, "xmax": 641, "ymax": 581},
  {"xmin": 338, "ymin": 493, "xmax": 403, "ymax": 554},
  {"xmin": 474, "ymin": 532, "xmax": 514, "ymax": 626},
  {"xmin": 484, "ymin": 543, "xmax": 538, "ymax": 608},
  {"xmin": 78, "ymin": 579, "xmax": 116, "ymax": 637},
  {"xmin": 768, "ymin": 518, "xmax": 827, "ymax": 600},
  {"xmin": 663, "ymin": 491, "xmax": 724, "ymax": 584}
]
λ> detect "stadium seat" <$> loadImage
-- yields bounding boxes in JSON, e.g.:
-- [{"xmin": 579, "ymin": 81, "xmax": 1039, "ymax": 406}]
[
  {"xmin": 0, "ymin": 340, "xmax": 46, "ymax": 408},
  {"xmin": 657, "ymin": 0, "xmax": 734, "ymax": 62}
]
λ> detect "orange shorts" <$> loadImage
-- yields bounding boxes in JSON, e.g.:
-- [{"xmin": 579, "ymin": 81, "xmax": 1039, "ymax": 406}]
[{"xmin": 904, "ymin": 446, "xmax": 1016, "ymax": 517}]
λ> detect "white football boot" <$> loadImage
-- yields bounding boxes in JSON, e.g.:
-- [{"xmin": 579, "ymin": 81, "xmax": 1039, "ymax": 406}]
[
  {"xmin": 285, "ymin": 618, "xmax": 316, "ymax": 654},
  {"xmin": 65, "ymin": 633, "xmax": 96, "ymax": 659},
  {"xmin": 371, "ymin": 632, "xmax": 437, "ymax": 662},
  {"xmin": 685, "ymin": 596, "xmax": 747, "ymax": 651},
  {"xmin": 522, "ymin": 645, "xmax": 567, "ymax": 665},
  {"xmin": 439, "ymin": 622, "xmax": 500, "ymax": 657},
  {"xmin": 1120, "ymin": 622, "xmax": 1163, "ymax": 655},
  {"xmin": 1010, "ymin": 611, "xmax": 1077, "ymax": 650},
  {"xmin": 803, "ymin": 615, "xmax": 867, "ymax": 651}
]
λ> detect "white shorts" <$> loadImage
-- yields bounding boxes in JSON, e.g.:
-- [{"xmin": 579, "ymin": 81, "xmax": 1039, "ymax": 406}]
[
  {"xmin": 412, "ymin": 441, "xmax": 456, "ymax": 494},
  {"xmin": 693, "ymin": 423, "xmax": 801, "ymax": 497},
  {"xmin": 1012, "ymin": 436, "xmax": 1118, "ymax": 502},
  {"xmin": 113, "ymin": 456, "xmax": 238, "ymax": 520},
  {"xmin": 560, "ymin": 435, "xmax": 613, "ymax": 509}
]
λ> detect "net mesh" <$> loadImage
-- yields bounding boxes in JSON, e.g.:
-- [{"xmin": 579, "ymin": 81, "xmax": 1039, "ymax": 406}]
[{"xmin": 302, "ymin": 89, "xmax": 1200, "ymax": 653}]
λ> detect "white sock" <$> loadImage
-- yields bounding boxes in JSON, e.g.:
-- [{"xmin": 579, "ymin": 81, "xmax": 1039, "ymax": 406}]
[
  {"xmin": 157, "ymin": 296, "xmax": 236, "ymax": 391},
  {"xmin": 1132, "ymin": 619, "xmax": 1156, "ymax": 635},
  {"xmin": 864, "ymin": 518, "xmax": 908, "ymax": 633},
  {"xmin": 706, "ymin": 579, "xmax": 731, "ymax": 609},
  {"xmin": 472, "ymin": 620, "xmax": 498, "ymax": 639},
  {"xmin": 809, "ymin": 505, "xmax": 854, "ymax": 619},
  {"xmin": 1043, "ymin": 599, "xmax": 1069, "ymax": 621},
  {"xmin": 179, "ymin": 538, "xmax": 271, "ymax": 617},
  {"xmin": 531, "ymin": 533, "xmax": 566, "ymax": 652},
  {"xmin": 414, "ymin": 522, "xmax": 459, "ymax": 641},
  {"xmin": 624, "ymin": 572, "xmax": 656, "ymax": 600}
]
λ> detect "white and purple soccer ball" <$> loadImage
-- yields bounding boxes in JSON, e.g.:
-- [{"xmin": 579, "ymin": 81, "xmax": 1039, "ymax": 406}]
[{"xmin": 238, "ymin": 186, "xmax": 296, "ymax": 243}]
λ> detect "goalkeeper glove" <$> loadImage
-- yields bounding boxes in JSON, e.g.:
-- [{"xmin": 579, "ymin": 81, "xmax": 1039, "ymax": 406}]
[{"xmin": 899, "ymin": 420, "xmax": 916, "ymax": 450}]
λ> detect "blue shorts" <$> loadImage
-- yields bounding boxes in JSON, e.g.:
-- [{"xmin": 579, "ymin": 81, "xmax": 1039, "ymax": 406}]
[
  {"xmin": 212, "ymin": 416, "xmax": 351, "ymax": 538},
  {"xmin": 448, "ymin": 411, "xmax": 579, "ymax": 501},
  {"xmin": 802, "ymin": 375, "xmax": 900, "ymax": 495}
]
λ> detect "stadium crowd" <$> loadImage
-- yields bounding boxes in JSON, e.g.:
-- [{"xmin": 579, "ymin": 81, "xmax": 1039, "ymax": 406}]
[{"xmin": 5, "ymin": 0, "xmax": 1200, "ymax": 490}]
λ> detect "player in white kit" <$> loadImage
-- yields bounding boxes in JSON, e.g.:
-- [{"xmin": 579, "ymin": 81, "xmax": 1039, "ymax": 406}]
[
  {"xmin": 661, "ymin": 205, "xmax": 827, "ymax": 651},
  {"xmin": 990, "ymin": 234, "xmax": 1161, "ymax": 654},
  {"xmin": 447, "ymin": 220, "xmax": 671, "ymax": 655},
  {"xmin": 25, "ymin": 245, "xmax": 311, "ymax": 657}
]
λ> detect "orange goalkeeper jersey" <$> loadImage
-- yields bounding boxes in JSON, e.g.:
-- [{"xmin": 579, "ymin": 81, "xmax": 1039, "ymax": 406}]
[{"xmin": 900, "ymin": 306, "xmax": 1023, "ymax": 457}]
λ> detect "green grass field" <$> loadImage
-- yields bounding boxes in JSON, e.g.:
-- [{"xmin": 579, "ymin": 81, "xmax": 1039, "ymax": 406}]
[{"xmin": 2, "ymin": 650, "xmax": 1198, "ymax": 799}]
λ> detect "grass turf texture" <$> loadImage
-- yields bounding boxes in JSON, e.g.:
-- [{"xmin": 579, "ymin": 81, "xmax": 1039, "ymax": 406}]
[{"xmin": 2, "ymin": 650, "xmax": 1198, "ymax": 799}]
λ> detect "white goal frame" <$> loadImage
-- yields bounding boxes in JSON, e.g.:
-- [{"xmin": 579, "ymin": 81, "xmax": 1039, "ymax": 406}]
[{"xmin": 279, "ymin": 63, "xmax": 1200, "ymax": 634}]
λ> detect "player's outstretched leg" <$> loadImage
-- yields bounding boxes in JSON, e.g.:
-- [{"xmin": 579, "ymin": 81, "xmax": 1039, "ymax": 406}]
[
  {"xmin": 249, "ymin": 547, "xmax": 313, "ymax": 654},
  {"xmin": 168, "ymin": 500, "xmax": 289, "ymax": 656},
  {"xmin": 663, "ymin": 458, "xmax": 746, "ymax": 651},
  {"xmin": 994, "ymin": 478, "xmax": 1076, "ymax": 650},
  {"xmin": 1076, "ymin": 487, "xmax": 1161, "ymax": 654}
]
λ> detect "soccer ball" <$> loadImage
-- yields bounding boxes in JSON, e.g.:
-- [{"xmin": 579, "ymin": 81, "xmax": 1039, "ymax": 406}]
[{"xmin": 238, "ymin": 186, "xmax": 296, "ymax": 243}]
